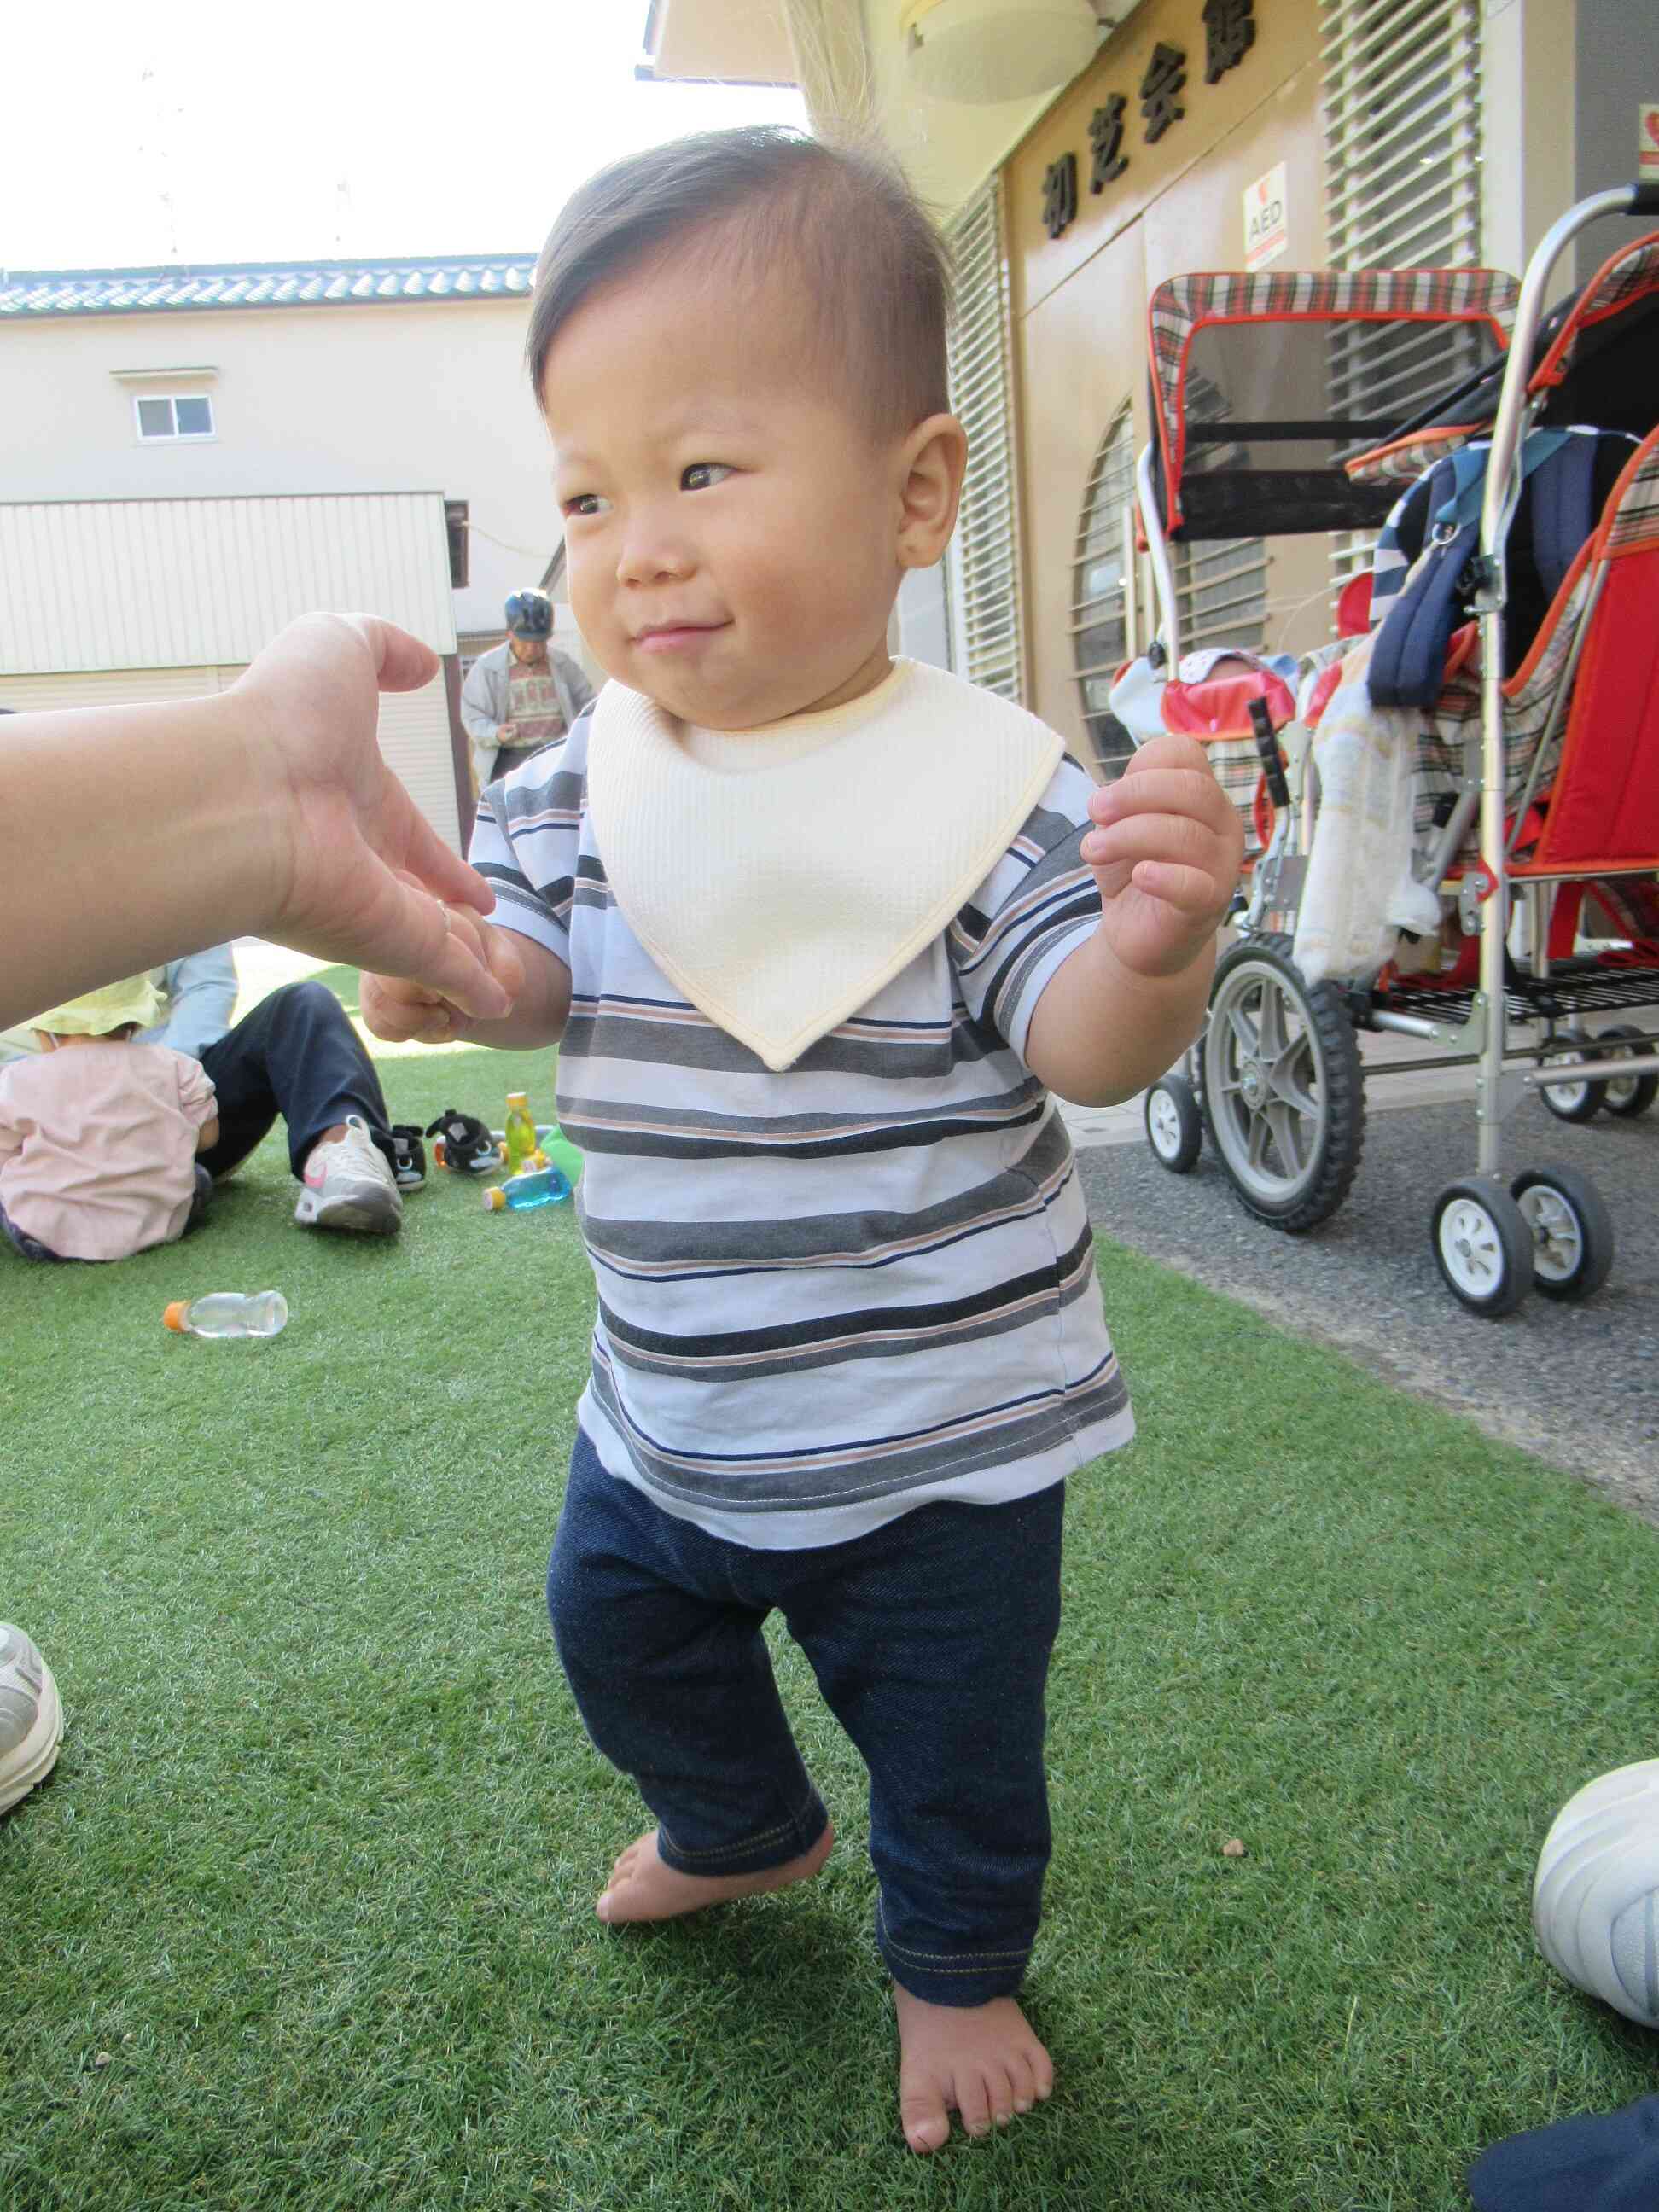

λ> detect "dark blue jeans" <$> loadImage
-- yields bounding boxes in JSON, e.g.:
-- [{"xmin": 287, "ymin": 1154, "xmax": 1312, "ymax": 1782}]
[
  {"xmin": 547, "ymin": 1429, "xmax": 1064, "ymax": 2006},
  {"xmin": 197, "ymin": 981, "xmax": 392, "ymax": 1179}
]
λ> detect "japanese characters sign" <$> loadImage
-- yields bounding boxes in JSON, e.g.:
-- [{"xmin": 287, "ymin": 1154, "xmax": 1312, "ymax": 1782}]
[{"xmin": 1039, "ymin": 0, "xmax": 1259, "ymax": 240}]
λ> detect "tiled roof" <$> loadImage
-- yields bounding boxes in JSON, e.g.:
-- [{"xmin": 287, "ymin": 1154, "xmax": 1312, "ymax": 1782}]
[{"xmin": 0, "ymin": 255, "xmax": 539, "ymax": 318}]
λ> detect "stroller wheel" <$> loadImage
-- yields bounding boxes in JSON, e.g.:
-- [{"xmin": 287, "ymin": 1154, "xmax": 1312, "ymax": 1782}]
[
  {"xmin": 1144, "ymin": 1074, "xmax": 1202, "ymax": 1173},
  {"xmin": 1200, "ymin": 936, "xmax": 1365, "ymax": 1231},
  {"xmin": 1538, "ymin": 1027, "xmax": 1607, "ymax": 1123},
  {"xmin": 1511, "ymin": 1164, "xmax": 1615, "ymax": 1302},
  {"xmin": 1596, "ymin": 1025, "xmax": 1659, "ymax": 1120},
  {"xmin": 1430, "ymin": 1180, "xmax": 1534, "ymax": 1317}
]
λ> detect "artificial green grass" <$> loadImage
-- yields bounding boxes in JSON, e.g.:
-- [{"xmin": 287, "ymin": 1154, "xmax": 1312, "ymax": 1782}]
[{"xmin": 3, "ymin": 962, "xmax": 1656, "ymax": 2209}]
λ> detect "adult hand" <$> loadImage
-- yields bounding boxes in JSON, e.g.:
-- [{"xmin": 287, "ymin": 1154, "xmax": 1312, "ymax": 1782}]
[
  {"xmin": 233, "ymin": 614, "xmax": 512, "ymax": 1020},
  {"xmin": 496, "ymin": 722, "xmax": 517, "ymax": 744},
  {"xmin": 1079, "ymin": 735, "xmax": 1244, "ymax": 979}
]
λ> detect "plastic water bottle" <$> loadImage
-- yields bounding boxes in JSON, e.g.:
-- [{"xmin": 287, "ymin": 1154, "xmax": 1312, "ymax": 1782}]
[
  {"xmin": 503, "ymin": 1092, "xmax": 540, "ymax": 1172},
  {"xmin": 491, "ymin": 1124, "xmax": 583, "ymax": 1190},
  {"xmin": 163, "ymin": 1290, "xmax": 288, "ymax": 1339},
  {"xmin": 484, "ymin": 1166, "xmax": 572, "ymax": 1213}
]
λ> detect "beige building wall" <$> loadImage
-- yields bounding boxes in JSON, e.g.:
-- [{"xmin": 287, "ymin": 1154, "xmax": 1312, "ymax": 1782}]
[
  {"xmin": 0, "ymin": 296, "xmax": 559, "ymax": 642},
  {"xmin": 1004, "ymin": 0, "xmax": 1328, "ymax": 754}
]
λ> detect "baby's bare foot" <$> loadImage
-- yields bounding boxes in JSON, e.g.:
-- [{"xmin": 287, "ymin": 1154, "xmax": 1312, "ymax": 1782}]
[
  {"xmin": 894, "ymin": 1985, "xmax": 1053, "ymax": 2154},
  {"xmin": 596, "ymin": 1822, "xmax": 833, "ymax": 1924}
]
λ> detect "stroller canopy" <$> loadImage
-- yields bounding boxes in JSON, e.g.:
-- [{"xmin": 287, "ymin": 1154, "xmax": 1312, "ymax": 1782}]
[
  {"xmin": 1348, "ymin": 230, "xmax": 1659, "ymax": 485},
  {"xmin": 1147, "ymin": 267, "xmax": 1517, "ymax": 538}
]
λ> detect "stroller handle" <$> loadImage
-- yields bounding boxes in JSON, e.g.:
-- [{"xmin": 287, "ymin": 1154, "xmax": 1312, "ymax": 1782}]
[{"xmin": 1632, "ymin": 182, "xmax": 1659, "ymax": 218}]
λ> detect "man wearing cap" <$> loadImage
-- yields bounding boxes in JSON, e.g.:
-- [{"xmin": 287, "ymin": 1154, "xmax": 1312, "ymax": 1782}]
[{"xmin": 459, "ymin": 589, "xmax": 595, "ymax": 798}]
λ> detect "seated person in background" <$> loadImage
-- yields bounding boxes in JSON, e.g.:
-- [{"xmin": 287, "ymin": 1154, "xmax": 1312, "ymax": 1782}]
[
  {"xmin": 139, "ymin": 945, "xmax": 408, "ymax": 1237},
  {"xmin": 459, "ymin": 588, "xmax": 596, "ymax": 798},
  {"xmin": 0, "ymin": 975, "xmax": 218, "ymax": 1263}
]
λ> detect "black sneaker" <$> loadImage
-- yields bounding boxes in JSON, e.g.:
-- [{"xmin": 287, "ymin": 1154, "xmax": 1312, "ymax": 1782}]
[{"xmin": 387, "ymin": 1124, "xmax": 428, "ymax": 1190}]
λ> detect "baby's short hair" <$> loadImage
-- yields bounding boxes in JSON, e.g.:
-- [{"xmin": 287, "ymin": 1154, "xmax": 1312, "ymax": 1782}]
[{"xmin": 527, "ymin": 127, "xmax": 953, "ymax": 440}]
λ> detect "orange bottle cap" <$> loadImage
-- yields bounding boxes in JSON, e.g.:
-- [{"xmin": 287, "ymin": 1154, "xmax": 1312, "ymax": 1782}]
[{"xmin": 162, "ymin": 1301, "xmax": 190, "ymax": 1332}]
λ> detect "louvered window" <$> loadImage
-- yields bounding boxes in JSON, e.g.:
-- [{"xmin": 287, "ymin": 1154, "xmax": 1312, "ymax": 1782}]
[
  {"xmin": 1321, "ymin": 0, "xmax": 1487, "ymax": 594},
  {"xmin": 1073, "ymin": 406, "xmax": 1139, "ymax": 773},
  {"xmin": 945, "ymin": 178, "xmax": 1025, "ymax": 701}
]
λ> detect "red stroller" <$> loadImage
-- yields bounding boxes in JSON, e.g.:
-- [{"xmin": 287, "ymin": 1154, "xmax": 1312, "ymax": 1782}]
[{"xmin": 1122, "ymin": 183, "xmax": 1659, "ymax": 1314}]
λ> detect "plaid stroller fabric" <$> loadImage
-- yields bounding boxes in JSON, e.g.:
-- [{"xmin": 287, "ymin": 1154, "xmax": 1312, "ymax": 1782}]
[{"xmin": 1147, "ymin": 267, "xmax": 1518, "ymax": 530}]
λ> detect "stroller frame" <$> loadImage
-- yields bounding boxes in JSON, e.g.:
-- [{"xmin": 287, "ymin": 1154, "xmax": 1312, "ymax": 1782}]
[{"xmin": 1133, "ymin": 183, "xmax": 1659, "ymax": 1313}]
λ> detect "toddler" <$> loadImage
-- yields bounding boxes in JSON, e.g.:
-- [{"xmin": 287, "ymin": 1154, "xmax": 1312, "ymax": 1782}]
[
  {"xmin": 0, "ymin": 976, "xmax": 218, "ymax": 1263},
  {"xmin": 364, "ymin": 128, "xmax": 1242, "ymax": 2152}
]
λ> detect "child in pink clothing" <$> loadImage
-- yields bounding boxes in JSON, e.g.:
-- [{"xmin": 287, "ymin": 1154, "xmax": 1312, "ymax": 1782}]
[{"xmin": 0, "ymin": 977, "xmax": 219, "ymax": 1264}]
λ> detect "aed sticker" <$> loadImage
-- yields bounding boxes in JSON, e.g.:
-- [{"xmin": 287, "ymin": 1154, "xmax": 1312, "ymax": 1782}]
[
  {"xmin": 1640, "ymin": 102, "xmax": 1659, "ymax": 178},
  {"xmin": 1244, "ymin": 163, "xmax": 1288, "ymax": 272}
]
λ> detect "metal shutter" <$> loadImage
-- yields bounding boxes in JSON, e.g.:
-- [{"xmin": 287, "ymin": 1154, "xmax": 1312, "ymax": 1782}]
[
  {"xmin": 369, "ymin": 676, "xmax": 463, "ymax": 853},
  {"xmin": 1322, "ymin": 0, "xmax": 1484, "ymax": 271},
  {"xmin": 945, "ymin": 178, "xmax": 1026, "ymax": 702},
  {"xmin": 1321, "ymin": 0, "xmax": 1487, "ymax": 594},
  {"xmin": 1073, "ymin": 406, "xmax": 1139, "ymax": 774}
]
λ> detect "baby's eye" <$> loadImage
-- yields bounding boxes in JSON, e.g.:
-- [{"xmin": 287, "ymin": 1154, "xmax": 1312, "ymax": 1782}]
[
  {"xmin": 562, "ymin": 492, "xmax": 609, "ymax": 518},
  {"xmin": 681, "ymin": 463, "xmax": 732, "ymax": 492}
]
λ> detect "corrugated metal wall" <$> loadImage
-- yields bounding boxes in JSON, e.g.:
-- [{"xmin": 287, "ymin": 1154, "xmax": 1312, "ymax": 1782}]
[
  {"xmin": 0, "ymin": 662, "xmax": 461, "ymax": 854},
  {"xmin": 0, "ymin": 492, "xmax": 457, "ymax": 674}
]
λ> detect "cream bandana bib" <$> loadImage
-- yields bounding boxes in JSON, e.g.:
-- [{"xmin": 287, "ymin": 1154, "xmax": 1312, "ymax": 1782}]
[{"xmin": 585, "ymin": 658, "xmax": 1064, "ymax": 1071}]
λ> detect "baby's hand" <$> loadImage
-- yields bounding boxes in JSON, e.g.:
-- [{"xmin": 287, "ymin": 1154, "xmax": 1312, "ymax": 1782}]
[
  {"xmin": 1080, "ymin": 734, "xmax": 1244, "ymax": 979},
  {"xmin": 361, "ymin": 905, "xmax": 525, "ymax": 1044}
]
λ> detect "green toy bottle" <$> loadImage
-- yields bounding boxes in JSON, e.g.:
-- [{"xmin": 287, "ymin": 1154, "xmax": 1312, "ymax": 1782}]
[{"xmin": 503, "ymin": 1091, "xmax": 539, "ymax": 1172}]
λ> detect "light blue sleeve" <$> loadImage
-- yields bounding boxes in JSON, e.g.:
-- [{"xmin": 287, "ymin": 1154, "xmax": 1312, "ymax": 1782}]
[{"xmin": 140, "ymin": 946, "xmax": 240, "ymax": 1060}]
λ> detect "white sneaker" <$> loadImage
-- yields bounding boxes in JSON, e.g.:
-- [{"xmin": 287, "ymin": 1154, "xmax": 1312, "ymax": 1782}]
[
  {"xmin": 294, "ymin": 1115, "xmax": 403, "ymax": 1235},
  {"xmin": 0, "ymin": 1625, "xmax": 63, "ymax": 1814}
]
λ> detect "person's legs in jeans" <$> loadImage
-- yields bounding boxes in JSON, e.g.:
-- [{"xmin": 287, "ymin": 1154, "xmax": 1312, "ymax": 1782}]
[
  {"xmin": 783, "ymin": 1485, "xmax": 1063, "ymax": 2150},
  {"xmin": 197, "ymin": 981, "xmax": 400, "ymax": 1234},
  {"xmin": 197, "ymin": 981, "xmax": 391, "ymax": 1176},
  {"xmin": 547, "ymin": 1432, "xmax": 831, "ymax": 1908},
  {"xmin": 549, "ymin": 1431, "xmax": 1062, "ymax": 2151}
]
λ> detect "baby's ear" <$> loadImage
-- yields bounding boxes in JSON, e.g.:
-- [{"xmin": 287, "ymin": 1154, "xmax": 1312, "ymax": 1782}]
[{"xmin": 896, "ymin": 414, "xmax": 969, "ymax": 569}]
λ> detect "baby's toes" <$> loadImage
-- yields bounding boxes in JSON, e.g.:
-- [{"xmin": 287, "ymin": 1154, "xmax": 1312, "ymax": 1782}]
[
  {"xmin": 1006, "ymin": 2049, "xmax": 1039, "ymax": 2114},
  {"xmin": 899, "ymin": 2075, "xmax": 952, "ymax": 2156},
  {"xmin": 955, "ymin": 2068, "xmax": 995, "ymax": 2139}
]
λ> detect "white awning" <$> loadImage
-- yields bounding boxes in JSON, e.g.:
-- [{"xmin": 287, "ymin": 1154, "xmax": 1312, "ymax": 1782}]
[{"xmin": 0, "ymin": 492, "xmax": 458, "ymax": 674}]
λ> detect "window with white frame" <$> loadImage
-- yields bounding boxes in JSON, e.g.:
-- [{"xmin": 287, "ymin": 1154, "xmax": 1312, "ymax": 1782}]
[
  {"xmin": 134, "ymin": 393, "xmax": 215, "ymax": 442},
  {"xmin": 944, "ymin": 178, "xmax": 1025, "ymax": 702}
]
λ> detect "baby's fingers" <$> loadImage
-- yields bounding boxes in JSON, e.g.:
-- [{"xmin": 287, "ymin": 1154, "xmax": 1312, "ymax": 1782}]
[
  {"xmin": 1128, "ymin": 857, "xmax": 1232, "ymax": 915},
  {"xmin": 1080, "ymin": 804, "xmax": 1229, "ymax": 879},
  {"xmin": 360, "ymin": 969, "xmax": 463, "ymax": 1045}
]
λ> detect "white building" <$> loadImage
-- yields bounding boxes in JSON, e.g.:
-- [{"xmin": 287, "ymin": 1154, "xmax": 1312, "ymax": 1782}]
[{"xmin": 0, "ymin": 253, "xmax": 590, "ymax": 850}]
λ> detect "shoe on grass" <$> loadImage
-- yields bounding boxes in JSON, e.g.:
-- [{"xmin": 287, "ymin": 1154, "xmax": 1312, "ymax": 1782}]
[
  {"xmin": 387, "ymin": 1124, "xmax": 428, "ymax": 1191},
  {"xmin": 294, "ymin": 1115, "xmax": 403, "ymax": 1235},
  {"xmin": 0, "ymin": 1624, "xmax": 64, "ymax": 1815}
]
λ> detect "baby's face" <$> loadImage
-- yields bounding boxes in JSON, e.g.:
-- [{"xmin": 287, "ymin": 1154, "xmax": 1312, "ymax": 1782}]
[{"xmin": 544, "ymin": 259, "xmax": 907, "ymax": 729}]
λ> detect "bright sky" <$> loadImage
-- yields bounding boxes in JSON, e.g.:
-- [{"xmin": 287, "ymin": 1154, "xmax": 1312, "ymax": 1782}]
[{"xmin": 2, "ymin": 4, "xmax": 805, "ymax": 272}]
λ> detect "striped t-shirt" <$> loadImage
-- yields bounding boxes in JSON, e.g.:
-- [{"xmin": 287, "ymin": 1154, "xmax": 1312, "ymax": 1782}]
[{"xmin": 473, "ymin": 705, "xmax": 1134, "ymax": 1549}]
